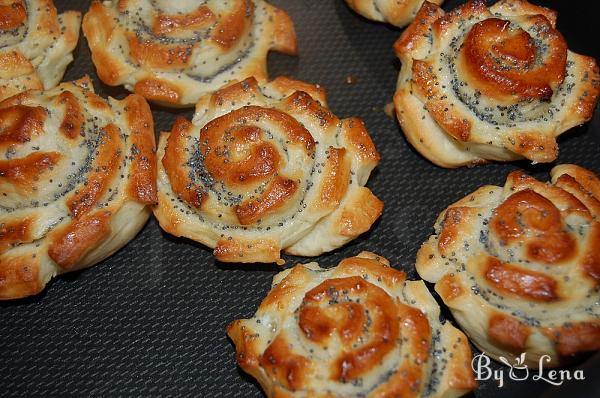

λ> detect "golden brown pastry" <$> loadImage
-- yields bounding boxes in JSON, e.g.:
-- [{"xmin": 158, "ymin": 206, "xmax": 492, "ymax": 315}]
[
  {"xmin": 0, "ymin": 0, "xmax": 81, "ymax": 102},
  {"xmin": 82, "ymin": 0, "xmax": 297, "ymax": 107},
  {"xmin": 227, "ymin": 252, "xmax": 477, "ymax": 398},
  {"xmin": 345, "ymin": 0, "xmax": 443, "ymax": 28},
  {"xmin": 417, "ymin": 165, "xmax": 600, "ymax": 367},
  {"xmin": 0, "ymin": 76, "xmax": 156, "ymax": 299},
  {"xmin": 154, "ymin": 77, "xmax": 383, "ymax": 264},
  {"xmin": 394, "ymin": 0, "xmax": 600, "ymax": 168}
]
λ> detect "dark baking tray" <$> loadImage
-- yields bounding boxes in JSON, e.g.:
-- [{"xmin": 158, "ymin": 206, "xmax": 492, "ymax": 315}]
[{"xmin": 1, "ymin": 1, "xmax": 599, "ymax": 397}]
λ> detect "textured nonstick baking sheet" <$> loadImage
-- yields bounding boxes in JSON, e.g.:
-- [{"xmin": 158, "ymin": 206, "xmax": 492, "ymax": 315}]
[{"xmin": 1, "ymin": 0, "xmax": 600, "ymax": 397}]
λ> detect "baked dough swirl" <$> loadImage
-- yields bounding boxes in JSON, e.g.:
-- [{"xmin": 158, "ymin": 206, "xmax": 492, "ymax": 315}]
[
  {"xmin": 154, "ymin": 77, "xmax": 383, "ymax": 264},
  {"xmin": 417, "ymin": 165, "xmax": 600, "ymax": 366},
  {"xmin": 227, "ymin": 252, "xmax": 477, "ymax": 398},
  {"xmin": 0, "ymin": 0, "xmax": 81, "ymax": 102},
  {"xmin": 394, "ymin": 0, "xmax": 600, "ymax": 167},
  {"xmin": 82, "ymin": 0, "xmax": 297, "ymax": 107},
  {"xmin": 0, "ymin": 77, "xmax": 157, "ymax": 299},
  {"xmin": 345, "ymin": 0, "xmax": 443, "ymax": 28}
]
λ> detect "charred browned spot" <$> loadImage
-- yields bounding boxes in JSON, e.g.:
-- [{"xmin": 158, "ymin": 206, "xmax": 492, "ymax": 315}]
[
  {"xmin": 212, "ymin": 0, "xmax": 253, "ymax": 49},
  {"xmin": 554, "ymin": 172, "xmax": 600, "ymax": 218},
  {"xmin": 319, "ymin": 147, "xmax": 350, "ymax": 207},
  {"xmin": 209, "ymin": 77, "xmax": 260, "ymax": 108},
  {"xmin": 86, "ymin": 91, "xmax": 112, "ymax": 112},
  {"xmin": 67, "ymin": 124, "xmax": 123, "ymax": 219},
  {"xmin": 485, "ymin": 257, "xmax": 558, "ymax": 302},
  {"xmin": 505, "ymin": 170, "xmax": 536, "ymax": 187},
  {"xmin": 203, "ymin": 126, "xmax": 281, "ymax": 187},
  {"xmin": 162, "ymin": 118, "xmax": 206, "ymax": 208},
  {"xmin": 55, "ymin": 91, "xmax": 83, "ymax": 139},
  {"xmin": 412, "ymin": 60, "xmax": 471, "ymax": 141},
  {"xmin": 491, "ymin": 189, "xmax": 576, "ymax": 264},
  {"xmin": 543, "ymin": 322, "xmax": 600, "ymax": 358},
  {"xmin": 152, "ymin": 6, "xmax": 215, "ymax": 35},
  {"xmin": 428, "ymin": 101, "xmax": 471, "ymax": 141},
  {"xmin": 260, "ymin": 335, "xmax": 310, "ymax": 391},
  {"xmin": 0, "ymin": 51, "xmax": 36, "ymax": 82},
  {"xmin": 432, "ymin": 0, "xmax": 488, "ymax": 37},
  {"xmin": 507, "ymin": 171, "xmax": 590, "ymax": 217},
  {"xmin": 437, "ymin": 274, "xmax": 464, "ymax": 302},
  {"xmin": 122, "ymin": 95, "xmax": 157, "ymax": 204},
  {"xmin": 438, "ymin": 207, "xmax": 467, "ymax": 253},
  {"xmin": 0, "ymin": 218, "xmax": 32, "ymax": 254},
  {"xmin": 338, "ymin": 255, "xmax": 406, "ymax": 286},
  {"xmin": 48, "ymin": 210, "xmax": 112, "ymax": 270},
  {"xmin": 82, "ymin": 3, "xmax": 123, "ymax": 85},
  {"xmin": 281, "ymin": 91, "xmax": 337, "ymax": 131},
  {"xmin": 342, "ymin": 117, "xmax": 380, "ymax": 162},
  {"xmin": 260, "ymin": 266, "xmax": 309, "ymax": 309},
  {"xmin": 214, "ymin": 238, "xmax": 282, "ymax": 264},
  {"xmin": 35, "ymin": 0, "xmax": 59, "ymax": 34},
  {"xmin": 270, "ymin": 77, "xmax": 324, "ymax": 102},
  {"xmin": 115, "ymin": 0, "xmax": 128, "ymax": 11},
  {"xmin": 0, "ymin": 152, "xmax": 61, "ymax": 194},
  {"xmin": 395, "ymin": 302, "xmax": 431, "ymax": 364},
  {"xmin": 134, "ymin": 78, "xmax": 181, "ymax": 105},
  {"xmin": 226, "ymin": 322, "xmax": 260, "ymax": 369},
  {"xmin": 269, "ymin": 6, "xmax": 297, "ymax": 55},
  {"xmin": 0, "ymin": 1, "xmax": 26, "ymax": 31},
  {"xmin": 511, "ymin": 133, "xmax": 557, "ymax": 162},
  {"xmin": 235, "ymin": 177, "xmax": 297, "ymax": 225},
  {"xmin": 447, "ymin": 338, "xmax": 478, "ymax": 392},
  {"xmin": 0, "ymin": 105, "xmax": 47, "ymax": 149},
  {"xmin": 90, "ymin": 51, "xmax": 122, "ymax": 86},
  {"xmin": 128, "ymin": 34, "xmax": 193, "ymax": 69},
  {"xmin": 581, "ymin": 223, "xmax": 600, "ymax": 286},
  {"xmin": 459, "ymin": 16, "xmax": 566, "ymax": 100},
  {"xmin": 0, "ymin": 255, "xmax": 41, "ymax": 300},
  {"xmin": 393, "ymin": 1, "xmax": 444, "ymax": 56},
  {"xmin": 337, "ymin": 187, "xmax": 383, "ymax": 237},
  {"xmin": 488, "ymin": 313, "xmax": 530, "ymax": 351}
]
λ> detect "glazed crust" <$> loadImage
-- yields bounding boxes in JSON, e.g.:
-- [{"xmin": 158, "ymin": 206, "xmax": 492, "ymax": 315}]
[
  {"xmin": 153, "ymin": 77, "xmax": 382, "ymax": 264},
  {"xmin": 227, "ymin": 252, "xmax": 477, "ymax": 398},
  {"xmin": 345, "ymin": 0, "xmax": 443, "ymax": 28},
  {"xmin": 0, "ymin": 0, "xmax": 81, "ymax": 102},
  {"xmin": 416, "ymin": 165, "xmax": 600, "ymax": 367},
  {"xmin": 0, "ymin": 77, "xmax": 157, "ymax": 300},
  {"xmin": 394, "ymin": 0, "xmax": 600, "ymax": 168},
  {"xmin": 82, "ymin": 0, "xmax": 297, "ymax": 107}
]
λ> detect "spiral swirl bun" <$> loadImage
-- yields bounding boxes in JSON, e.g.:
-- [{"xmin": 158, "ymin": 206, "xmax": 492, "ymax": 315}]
[
  {"xmin": 227, "ymin": 252, "xmax": 477, "ymax": 398},
  {"xmin": 0, "ymin": 77, "xmax": 157, "ymax": 299},
  {"xmin": 394, "ymin": 0, "xmax": 600, "ymax": 168},
  {"xmin": 345, "ymin": 0, "xmax": 443, "ymax": 28},
  {"xmin": 82, "ymin": 0, "xmax": 297, "ymax": 107},
  {"xmin": 417, "ymin": 165, "xmax": 600, "ymax": 367},
  {"xmin": 154, "ymin": 77, "xmax": 383, "ymax": 264},
  {"xmin": 0, "ymin": 0, "xmax": 81, "ymax": 102}
]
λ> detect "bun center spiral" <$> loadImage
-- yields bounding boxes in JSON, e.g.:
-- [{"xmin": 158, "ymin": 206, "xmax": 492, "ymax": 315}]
[
  {"xmin": 164, "ymin": 103, "xmax": 318, "ymax": 227},
  {"xmin": 489, "ymin": 189, "xmax": 576, "ymax": 266},
  {"xmin": 296, "ymin": 277, "xmax": 399, "ymax": 382},
  {"xmin": 460, "ymin": 16, "xmax": 567, "ymax": 101}
]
